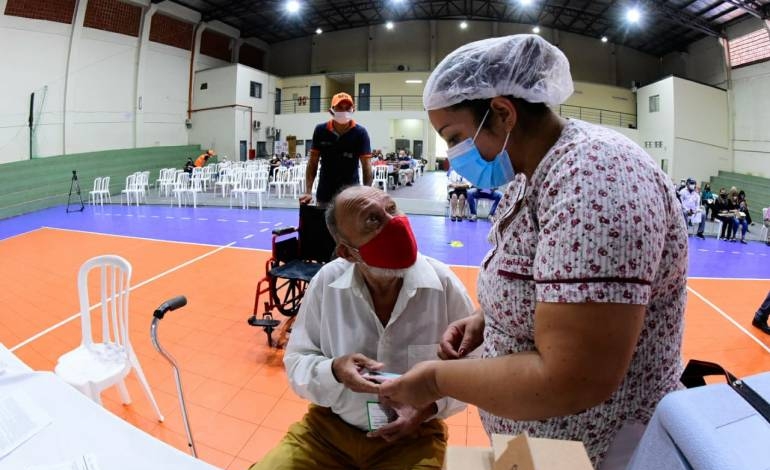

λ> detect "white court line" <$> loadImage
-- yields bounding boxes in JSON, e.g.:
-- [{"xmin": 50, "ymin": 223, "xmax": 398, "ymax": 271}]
[
  {"xmin": 40, "ymin": 226, "xmax": 231, "ymax": 250},
  {"xmin": 687, "ymin": 285, "xmax": 770, "ymax": 355},
  {"xmin": 10, "ymin": 239, "xmax": 237, "ymax": 352},
  {"xmin": 258, "ymin": 221, "xmax": 271, "ymax": 224},
  {"xmin": 243, "ymin": 234, "xmax": 254, "ymax": 239},
  {"xmin": 0, "ymin": 227, "xmax": 45, "ymax": 244},
  {"xmin": 216, "ymin": 218, "xmax": 229, "ymax": 222},
  {"xmin": 180, "ymin": 217, "xmax": 191, "ymax": 220},
  {"xmin": 236, "ymin": 220, "xmax": 249, "ymax": 223},
  {"xmin": 150, "ymin": 215, "xmax": 160, "ymax": 218},
  {"xmin": 260, "ymin": 228, "xmax": 270, "ymax": 233},
  {"xmin": 689, "ymin": 276, "xmax": 770, "ymax": 281},
  {"xmin": 197, "ymin": 218, "xmax": 208, "ymax": 221},
  {"xmin": 165, "ymin": 216, "xmax": 174, "ymax": 219},
  {"xmin": 273, "ymin": 222, "xmax": 282, "ymax": 227}
]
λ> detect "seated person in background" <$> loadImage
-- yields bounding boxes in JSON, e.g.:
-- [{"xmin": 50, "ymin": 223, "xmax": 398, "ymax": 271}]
[
  {"xmin": 396, "ymin": 150, "xmax": 414, "ymax": 187},
  {"xmin": 269, "ymin": 154, "xmax": 281, "ymax": 172},
  {"xmin": 733, "ymin": 194, "xmax": 749, "ymax": 244},
  {"xmin": 713, "ymin": 189, "xmax": 736, "ymax": 240},
  {"xmin": 447, "ymin": 168, "xmax": 470, "ymax": 222},
  {"xmin": 194, "ymin": 149, "xmax": 215, "ymax": 167},
  {"xmin": 678, "ymin": 177, "xmax": 705, "ymax": 239},
  {"xmin": 467, "ymin": 187, "xmax": 503, "ymax": 222},
  {"xmin": 738, "ymin": 190, "xmax": 752, "ymax": 225},
  {"xmin": 183, "ymin": 158, "xmax": 194, "ymax": 174},
  {"xmin": 701, "ymin": 183, "xmax": 715, "ymax": 220},
  {"xmin": 251, "ymin": 186, "xmax": 474, "ymax": 470}
]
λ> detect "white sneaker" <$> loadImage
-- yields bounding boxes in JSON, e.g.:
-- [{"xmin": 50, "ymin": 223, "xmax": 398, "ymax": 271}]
[{"xmin": 469, "ymin": 214, "xmax": 477, "ymax": 221}]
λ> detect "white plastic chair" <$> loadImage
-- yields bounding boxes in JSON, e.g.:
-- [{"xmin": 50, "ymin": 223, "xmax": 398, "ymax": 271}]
[
  {"xmin": 372, "ymin": 166, "xmax": 389, "ymax": 192},
  {"xmin": 759, "ymin": 207, "xmax": 769, "ymax": 243},
  {"xmin": 89, "ymin": 177, "xmax": 103, "ymax": 205},
  {"xmin": 54, "ymin": 255, "xmax": 163, "ymax": 422},
  {"xmin": 95, "ymin": 176, "xmax": 111, "ymax": 205}
]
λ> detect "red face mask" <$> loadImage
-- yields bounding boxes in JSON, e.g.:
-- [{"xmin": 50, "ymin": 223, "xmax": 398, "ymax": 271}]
[{"xmin": 357, "ymin": 216, "xmax": 418, "ymax": 269}]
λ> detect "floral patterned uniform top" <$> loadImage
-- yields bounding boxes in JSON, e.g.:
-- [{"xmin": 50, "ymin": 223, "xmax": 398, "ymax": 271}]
[{"xmin": 478, "ymin": 119, "xmax": 688, "ymax": 466}]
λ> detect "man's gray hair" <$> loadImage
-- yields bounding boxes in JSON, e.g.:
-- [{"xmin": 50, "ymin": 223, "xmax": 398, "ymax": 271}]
[{"xmin": 324, "ymin": 199, "xmax": 340, "ymax": 242}]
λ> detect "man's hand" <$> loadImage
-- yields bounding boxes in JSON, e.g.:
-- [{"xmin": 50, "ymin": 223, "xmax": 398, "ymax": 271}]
[
  {"xmin": 331, "ymin": 353, "xmax": 384, "ymax": 394},
  {"xmin": 378, "ymin": 361, "xmax": 442, "ymax": 410},
  {"xmin": 367, "ymin": 400, "xmax": 436, "ymax": 442},
  {"xmin": 438, "ymin": 310, "xmax": 485, "ymax": 359},
  {"xmin": 299, "ymin": 193, "xmax": 313, "ymax": 205}
]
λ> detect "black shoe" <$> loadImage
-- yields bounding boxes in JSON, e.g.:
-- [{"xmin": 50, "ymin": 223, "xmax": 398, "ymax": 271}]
[
  {"xmin": 696, "ymin": 232, "xmax": 705, "ymax": 239},
  {"xmin": 405, "ymin": 182, "xmax": 412, "ymax": 186},
  {"xmin": 740, "ymin": 239, "xmax": 747, "ymax": 244},
  {"xmin": 752, "ymin": 316, "xmax": 770, "ymax": 335}
]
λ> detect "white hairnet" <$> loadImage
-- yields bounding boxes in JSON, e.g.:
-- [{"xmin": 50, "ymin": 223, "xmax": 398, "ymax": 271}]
[{"xmin": 423, "ymin": 34, "xmax": 574, "ymax": 110}]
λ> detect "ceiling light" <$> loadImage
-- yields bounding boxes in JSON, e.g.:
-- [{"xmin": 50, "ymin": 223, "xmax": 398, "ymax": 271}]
[
  {"xmin": 315, "ymin": 28, "xmax": 322, "ymax": 35},
  {"xmin": 286, "ymin": 0, "xmax": 300, "ymax": 13},
  {"xmin": 385, "ymin": 21, "xmax": 394, "ymax": 29},
  {"xmin": 460, "ymin": 21, "xmax": 468, "ymax": 29},
  {"xmin": 601, "ymin": 36, "xmax": 608, "ymax": 43},
  {"xmin": 626, "ymin": 7, "xmax": 640, "ymax": 23},
  {"xmin": 519, "ymin": 0, "xmax": 532, "ymax": 5},
  {"xmin": 532, "ymin": 26, "xmax": 540, "ymax": 34},
  {"xmin": 405, "ymin": 79, "xmax": 423, "ymax": 84}
]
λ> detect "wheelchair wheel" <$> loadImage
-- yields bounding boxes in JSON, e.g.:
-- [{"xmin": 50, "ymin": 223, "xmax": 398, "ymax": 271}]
[{"xmin": 269, "ymin": 276, "xmax": 307, "ymax": 317}]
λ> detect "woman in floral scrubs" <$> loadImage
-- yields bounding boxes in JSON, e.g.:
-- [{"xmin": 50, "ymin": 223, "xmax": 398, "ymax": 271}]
[{"xmin": 380, "ymin": 35, "xmax": 688, "ymax": 469}]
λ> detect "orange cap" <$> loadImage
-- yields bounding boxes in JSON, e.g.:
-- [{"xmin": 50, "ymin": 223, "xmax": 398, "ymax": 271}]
[{"xmin": 331, "ymin": 92, "xmax": 354, "ymax": 108}]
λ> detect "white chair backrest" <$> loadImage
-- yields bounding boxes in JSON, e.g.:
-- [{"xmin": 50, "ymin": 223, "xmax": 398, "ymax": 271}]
[
  {"xmin": 92, "ymin": 177, "xmax": 102, "ymax": 192},
  {"xmin": 101, "ymin": 176, "xmax": 111, "ymax": 192},
  {"xmin": 124, "ymin": 174, "xmax": 136, "ymax": 189},
  {"xmin": 78, "ymin": 255, "xmax": 132, "ymax": 350},
  {"xmin": 374, "ymin": 166, "xmax": 388, "ymax": 179}
]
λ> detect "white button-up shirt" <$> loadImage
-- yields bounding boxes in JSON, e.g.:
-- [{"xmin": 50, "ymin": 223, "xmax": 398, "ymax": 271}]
[{"xmin": 284, "ymin": 254, "xmax": 475, "ymax": 431}]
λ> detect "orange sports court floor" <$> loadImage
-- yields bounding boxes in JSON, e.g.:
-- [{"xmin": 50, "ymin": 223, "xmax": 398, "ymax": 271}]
[{"xmin": 2, "ymin": 213, "xmax": 770, "ymax": 469}]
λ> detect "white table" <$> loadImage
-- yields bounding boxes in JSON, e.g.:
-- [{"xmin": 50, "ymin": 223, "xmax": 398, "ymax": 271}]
[{"xmin": 0, "ymin": 344, "xmax": 219, "ymax": 470}]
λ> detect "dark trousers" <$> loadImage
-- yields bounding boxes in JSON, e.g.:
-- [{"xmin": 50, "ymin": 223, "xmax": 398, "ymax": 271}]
[{"xmin": 757, "ymin": 291, "xmax": 770, "ymax": 321}]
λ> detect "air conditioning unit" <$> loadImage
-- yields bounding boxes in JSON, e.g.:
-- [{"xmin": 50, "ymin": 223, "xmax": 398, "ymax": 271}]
[
  {"xmin": 253, "ymin": 120, "xmax": 261, "ymax": 130},
  {"xmin": 266, "ymin": 126, "xmax": 274, "ymax": 138}
]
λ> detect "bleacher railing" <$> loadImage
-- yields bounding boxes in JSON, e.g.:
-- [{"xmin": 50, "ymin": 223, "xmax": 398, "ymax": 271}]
[{"xmin": 276, "ymin": 96, "xmax": 637, "ymax": 129}]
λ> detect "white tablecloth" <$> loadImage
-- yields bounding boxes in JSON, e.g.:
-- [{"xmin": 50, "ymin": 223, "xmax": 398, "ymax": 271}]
[{"xmin": 0, "ymin": 344, "xmax": 219, "ymax": 470}]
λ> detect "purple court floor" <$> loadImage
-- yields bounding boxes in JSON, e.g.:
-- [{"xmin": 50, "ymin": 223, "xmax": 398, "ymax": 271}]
[{"xmin": 1, "ymin": 204, "xmax": 769, "ymax": 279}]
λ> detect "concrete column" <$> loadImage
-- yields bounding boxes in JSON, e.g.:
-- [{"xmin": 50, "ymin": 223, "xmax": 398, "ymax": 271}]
[
  {"xmin": 134, "ymin": 4, "xmax": 158, "ymax": 149},
  {"xmin": 610, "ymin": 43, "xmax": 618, "ymax": 86},
  {"xmin": 368, "ymin": 25, "xmax": 375, "ymax": 72},
  {"xmin": 231, "ymin": 37, "xmax": 244, "ymax": 63},
  {"xmin": 492, "ymin": 22, "xmax": 499, "ymax": 37},
  {"xmin": 62, "ymin": 0, "xmax": 88, "ymax": 155},
  {"xmin": 429, "ymin": 20, "xmax": 437, "ymax": 69}
]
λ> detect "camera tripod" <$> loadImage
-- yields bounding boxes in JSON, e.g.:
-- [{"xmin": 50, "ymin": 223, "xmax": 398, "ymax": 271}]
[{"xmin": 66, "ymin": 170, "xmax": 85, "ymax": 213}]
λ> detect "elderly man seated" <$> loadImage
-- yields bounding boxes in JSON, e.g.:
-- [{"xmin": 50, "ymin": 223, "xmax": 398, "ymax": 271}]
[{"xmin": 250, "ymin": 186, "xmax": 474, "ymax": 470}]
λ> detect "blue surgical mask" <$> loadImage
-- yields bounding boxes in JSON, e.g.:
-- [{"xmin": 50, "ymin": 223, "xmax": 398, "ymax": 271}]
[{"xmin": 446, "ymin": 110, "xmax": 515, "ymax": 189}]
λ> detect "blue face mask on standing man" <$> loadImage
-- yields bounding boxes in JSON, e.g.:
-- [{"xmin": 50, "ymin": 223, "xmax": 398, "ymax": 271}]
[{"xmin": 446, "ymin": 109, "xmax": 516, "ymax": 189}]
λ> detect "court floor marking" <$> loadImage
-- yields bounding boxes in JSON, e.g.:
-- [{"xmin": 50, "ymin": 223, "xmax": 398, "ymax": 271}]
[
  {"xmin": 686, "ymin": 285, "xmax": 770, "ymax": 355},
  {"xmin": 0, "ymin": 226, "xmax": 44, "ymax": 243},
  {"xmin": 9, "ymin": 237, "xmax": 237, "ymax": 352}
]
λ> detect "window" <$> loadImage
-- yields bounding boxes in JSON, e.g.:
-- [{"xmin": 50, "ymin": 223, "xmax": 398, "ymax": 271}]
[
  {"xmin": 200, "ymin": 83, "xmax": 208, "ymax": 90},
  {"xmin": 649, "ymin": 95, "xmax": 660, "ymax": 113},
  {"xmin": 250, "ymin": 81, "xmax": 262, "ymax": 98},
  {"xmin": 729, "ymin": 29, "xmax": 770, "ymax": 68}
]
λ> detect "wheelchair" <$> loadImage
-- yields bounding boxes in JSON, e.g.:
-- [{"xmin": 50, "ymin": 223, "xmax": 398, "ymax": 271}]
[{"xmin": 247, "ymin": 204, "xmax": 336, "ymax": 347}]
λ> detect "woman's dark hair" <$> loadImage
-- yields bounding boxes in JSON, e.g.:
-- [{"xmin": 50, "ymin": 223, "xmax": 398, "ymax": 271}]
[{"xmin": 449, "ymin": 96, "xmax": 549, "ymax": 131}]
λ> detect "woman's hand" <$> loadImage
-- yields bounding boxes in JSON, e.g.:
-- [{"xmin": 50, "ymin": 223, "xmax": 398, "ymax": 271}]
[
  {"xmin": 378, "ymin": 361, "xmax": 442, "ymax": 410},
  {"xmin": 438, "ymin": 309, "xmax": 485, "ymax": 359}
]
